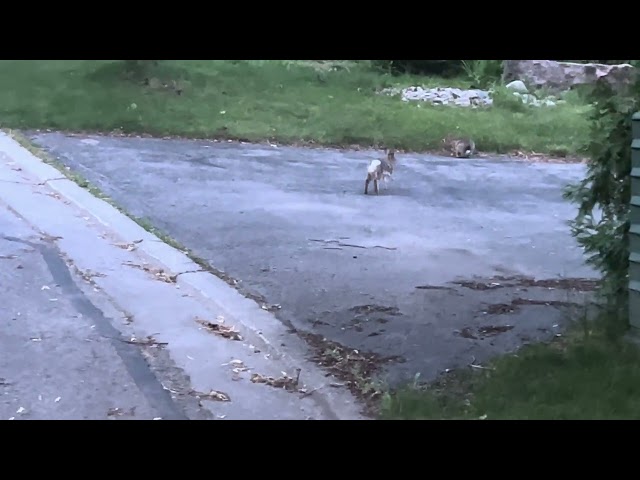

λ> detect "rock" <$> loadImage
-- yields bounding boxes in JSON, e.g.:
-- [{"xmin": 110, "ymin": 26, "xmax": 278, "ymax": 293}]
[
  {"xmin": 505, "ymin": 80, "xmax": 528, "ymax": 93},
  {"xmin": 502, "ymin": 60, "xmax": 637, "ymax": 93},
  {"xmin": 378, "ymin": 84, "xmax": 559, "ymax": 109},
  {"xmin": 380, "ymin": 86, "xmax": 496, "ymax": 108}
]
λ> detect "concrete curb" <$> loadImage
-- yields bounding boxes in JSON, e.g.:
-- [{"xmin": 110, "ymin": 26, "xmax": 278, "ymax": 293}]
[{"xmin": 0, "ymin": 131, "xmax": 367, "ymax": 420}]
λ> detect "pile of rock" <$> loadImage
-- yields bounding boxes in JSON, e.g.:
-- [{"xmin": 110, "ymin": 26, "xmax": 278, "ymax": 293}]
[
  {"xmin": 381, "ymin": 86, "xmax": 494, "ymax": 107},
  {"xmin": 380, "ymin": 82, "xmax": 560, "ymax": 109}
]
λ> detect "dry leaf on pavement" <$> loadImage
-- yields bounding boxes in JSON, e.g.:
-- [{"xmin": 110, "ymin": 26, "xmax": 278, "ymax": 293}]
[
  {"xmin": 250, "ymin": 369, "xmax": 301, "ymax": 391},
  {"xmin": 113, "ymin": 242, "xmax": 138, "ymax": 251},
  {"xmin": 200, "ymin": 390, "xmax": 231, "ymax": 402},
  {"xmin": 122, "ymin": 262, "xmax": 177, "ymax": 283},
  {"xmin": 197, "ymin": 318, "xmax": 243, "ymax": 341}
]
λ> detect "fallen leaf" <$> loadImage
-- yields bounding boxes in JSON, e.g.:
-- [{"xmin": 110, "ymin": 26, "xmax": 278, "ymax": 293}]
[
  {"xmin": 122, "ymin": 262, "xmax": 177, "ymax": 283},
  {"xmin": 250, "ymin": 369, "xmax": 301, "ymax": 391},
  {"xmin": 123, "ymin": 335, "xmax": 167, "ymax": 347},
  {"xmin": 197, "ymin": 319, "xmax": 242, "ymax": 341},
  {"xmin": 201, "ymin": 390, "xmax": 231, "ymax": 402},
  {"xmin": 113, "ymin": 242, "xmax": 137, "ymax": 251}
]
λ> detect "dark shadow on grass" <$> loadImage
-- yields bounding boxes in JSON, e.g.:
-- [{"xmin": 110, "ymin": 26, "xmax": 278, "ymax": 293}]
[{"xmin": 84, "ymin": 60, "xmax": 198, "ymax": 86}]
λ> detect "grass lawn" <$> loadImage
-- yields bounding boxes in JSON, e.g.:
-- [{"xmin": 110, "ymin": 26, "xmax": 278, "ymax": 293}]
[
  {"xmin": 0, "ymin": 60, "xmax": 591, "ymax": 156},
  {"xmin": 380, "ymin": 315, "xmax": 640, "ymax": 420}
]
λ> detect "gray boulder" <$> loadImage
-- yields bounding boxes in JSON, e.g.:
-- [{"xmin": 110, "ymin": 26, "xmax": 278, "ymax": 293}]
[{"xmin": 502, "ymin": 60, "xmax": 637, "ymax": 93}]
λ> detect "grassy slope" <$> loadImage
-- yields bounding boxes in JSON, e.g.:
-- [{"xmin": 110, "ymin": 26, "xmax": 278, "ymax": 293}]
[{"xmin": 0, "ymin": 60, "xmax": 591, "ymax": 155}]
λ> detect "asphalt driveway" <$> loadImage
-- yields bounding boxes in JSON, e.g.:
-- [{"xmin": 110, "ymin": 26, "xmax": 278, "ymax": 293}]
[{"xmin": 27, "ymin": 132, "xmax": 597, "ymax": 386}]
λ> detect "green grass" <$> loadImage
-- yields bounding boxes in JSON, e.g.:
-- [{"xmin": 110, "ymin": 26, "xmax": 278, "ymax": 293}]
[
  {"xmin": 380, "ymin": 313, "xmax": 640, "ymax": 420},
  {"xmin": 0, "ymin": 60, "xmax": 591, "ymax": 156}
]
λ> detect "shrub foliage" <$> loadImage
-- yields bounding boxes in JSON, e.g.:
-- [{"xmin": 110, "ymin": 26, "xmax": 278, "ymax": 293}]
[{"xmin": 563, "ymin": 76, "xmax": 640, "ymax": 323}]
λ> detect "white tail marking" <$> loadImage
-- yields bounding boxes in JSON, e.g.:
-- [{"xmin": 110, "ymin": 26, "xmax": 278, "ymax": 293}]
[{"xmin": 367, "ymin": 159, "xmax": 381, "ymax": 174}]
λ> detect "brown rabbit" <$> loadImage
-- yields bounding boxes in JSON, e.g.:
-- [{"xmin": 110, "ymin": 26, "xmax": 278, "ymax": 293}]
[
  {"xmin": 443, "ymin": 136, "xmax": 476, "ymax": 158},
  {"xmin": 364, "ymin": 148, "xmax": 397, "ymax": 195}
]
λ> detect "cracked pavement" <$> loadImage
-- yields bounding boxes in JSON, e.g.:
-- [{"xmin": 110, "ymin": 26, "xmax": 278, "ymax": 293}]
[
  {"xmin": 0, "ymin": 222, "xmax": 194, "ymax": 420},
  {"xmin": 0, "ymin": 134, "xmax": 364, "ymax": 420},
  {"xmin": 23, "ymin": 131, "xmax": 600, "ymax": 387}
]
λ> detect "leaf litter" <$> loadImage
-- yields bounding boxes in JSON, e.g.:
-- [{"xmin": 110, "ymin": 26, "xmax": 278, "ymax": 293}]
[
  {"xmin": 250, "ymin": 368, "xmax": 302, "ymax": 392},
  {"xmin": 196, "ymin": 316, "xmax": 243, "ymax": 341},
  {"xmin": 114, "ymin": 239, "xmax": 143, "ymax": 249},
  {"xmin": 122, "ymin": 261, "xmax": 177, "ymax": 283},
  {"xmin": 299, "ymin": 332, "xmax": 401, "ymax": 397},
  {"xmin": 123, "ymin": 335, "xmax": 167, "ymax": 348},
  {"xmin": 193, "ymin": 389, "xmax": 231, "ymax": 402}
]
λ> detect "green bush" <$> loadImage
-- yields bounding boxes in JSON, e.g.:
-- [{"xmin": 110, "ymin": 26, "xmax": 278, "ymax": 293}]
[
  {"xmin": 490, "ymin": 85, "xmax": 528, "ymax": 113},
  {"xmin": 372, "ymin": 60, "xmax": 504, "ymax": 87},
  {"xmin": 460, "ymin": 60, "xmax": 504, "ymax": 88},
  {"xmin": 563, "ymin": 77, "xmax": 640, "ymax": 329}
]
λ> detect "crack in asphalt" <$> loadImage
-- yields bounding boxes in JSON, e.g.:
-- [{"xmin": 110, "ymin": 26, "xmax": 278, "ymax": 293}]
[{"xmin": 1, "ymin": 233, "xmax": 189, "ymax": 420}]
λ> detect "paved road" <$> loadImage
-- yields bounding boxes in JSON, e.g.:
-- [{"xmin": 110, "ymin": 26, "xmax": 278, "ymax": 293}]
[
  {"xmin": 0, "ymin": 204, "xmax": 200, "ymax": 420},
  {"xmin": 0, "ymin": 134, "xmax": 364, "ymax": 420},
  {"xmin": 27, "ymin": 132, "xmax": 598, "ymax": 386}
]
